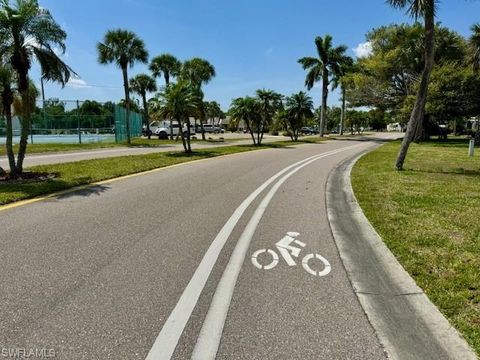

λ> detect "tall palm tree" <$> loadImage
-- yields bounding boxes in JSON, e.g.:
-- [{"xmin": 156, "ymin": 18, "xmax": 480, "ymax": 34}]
[
  {"xmin": 150, "ymin": 54, "xmax": 181, "ymax": 139},
  {"xmin": 286, "ymin": 92, "xmax": 314, "ymax": 141},
  {"xmin": 256, "ymin": 89, "xmax": 283, "ymax": 144},
  {"xmin": 298, "ymin": 35, "xmax": 347, "ymax": 137},
  {"xmin": 0, "ymin": 0, "xmax": 75, "ymax": 176},
  {"xmin": 180, "ymin": 58, "xmax": 216, "ymax": 140},
  {"xmin": 389, "ymin": 0, "xmax": 437, "ymax": 170},
  {"xmin": 153, "ymin": 81, "xmax": 200, "ymax": 153},
  {"xmin": 229, "ymin": 97, "xmax": 262, "ymax": 145},
  {"xmin": 470, "ymin": 23, "xmax": 480, "ymax": 73},
  {"xmin": 205, "ymin": 101, "xmax": 221, "ymax": 126},
  {"xmin": 97, "ymin": 29, "xmax": 148, "ymax": 144},
  {"xmin": 130, "ymin": 74, "xmax": 157, "ymax": 139},
  {"xmin": 332, "ymin": 55, "xmax": 354, "ymax": 136}
]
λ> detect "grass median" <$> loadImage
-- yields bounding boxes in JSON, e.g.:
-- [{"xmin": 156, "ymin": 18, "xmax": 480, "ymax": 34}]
[
  {"xmin": 351, "ymin": 138, "xmax": 480, "ymax": 355},
  {"xmin": 0, "ymin": 139, "xmax": 325, "ymax": 205}
]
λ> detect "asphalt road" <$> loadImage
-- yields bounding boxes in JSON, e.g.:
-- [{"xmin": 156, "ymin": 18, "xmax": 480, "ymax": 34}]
[
  {"xmin": 0, "ymin": 136, "xmax": 397, "ymax": 359},
  {"xmin": 0, "ymin": 135, "xmax": 291, "ymax": 168}
]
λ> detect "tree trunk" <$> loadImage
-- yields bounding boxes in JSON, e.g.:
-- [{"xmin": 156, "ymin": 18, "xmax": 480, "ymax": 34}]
[
  {"xmin": 340, "ymin": 86, "xmax": 346, "ymax": 136},
  {"xmin": 199, "ymin": 117, "xmax": 206, "ymax": 141},
  {"xmin": 395, "ymin": 2, "xmax": 435, "ymax": 170},
  {"xmin": 246, "ymin": 120, "xmax": 256, "ymax": 145},
  {"xmin": 177, "ymin": 118, "xmax": 188, "ymax": 152},
  {"xmin": 185, "ymin": 118, "xmax": 192, "ymax": 153},
  {"xmin": 142, "ymin": 92, "xmax": 151, "ymax": 139},
  {"xmin": 122, "ymin": 67, "xmax": 131, "ymax": 144},
  {"xmin": 319, "ymin": 68, "xmax": 329, "ymax": 137},
  {"xmin": 3, "ymin": 88, "xmax": 16, "ymax": 175}
]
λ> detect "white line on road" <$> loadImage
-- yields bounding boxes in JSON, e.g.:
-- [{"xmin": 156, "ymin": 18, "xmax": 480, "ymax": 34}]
[
  {"xmin": 145, "ymin": 143, "xmax": 365, "ymax": 360},
  {"xmin": 190, "ymin": 144, "xmax": 364, "ymax": 360}
]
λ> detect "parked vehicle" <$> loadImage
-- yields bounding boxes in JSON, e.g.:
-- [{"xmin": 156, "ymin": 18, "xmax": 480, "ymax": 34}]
[
  {"xmin": 301, "ymin": 127, "xmax": 318, "ymax": 135},
  {"xmin": 148, "ymin": 120, "xmax": 196, "ymax": 139},
  {"xmin": 199, "ymin": 124, "xmax": 224, "ymax": 134}
]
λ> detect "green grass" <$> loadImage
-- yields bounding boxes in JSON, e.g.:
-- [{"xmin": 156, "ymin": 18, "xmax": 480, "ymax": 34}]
[
  {"xmin": 0, "ymin": 140, "xmax": 321, "ymax": 205},
  {"xmin": 351, "ymin": 138, "xmax": 480, "ymax": 355},
  {"xmin": 0, "ymin": 136, "xmax": 251, "ymax": 156}
]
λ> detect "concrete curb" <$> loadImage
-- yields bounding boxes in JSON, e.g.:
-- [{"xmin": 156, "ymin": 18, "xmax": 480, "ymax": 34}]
[{"xmin": 326, "ymin": 149, "xmax": 477, "ymax": 360}]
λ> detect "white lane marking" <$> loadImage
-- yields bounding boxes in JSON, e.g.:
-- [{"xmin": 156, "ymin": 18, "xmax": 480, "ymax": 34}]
[
  {"xmin": 144, "ymin": 145, "xmax": 361, "ymax": 360},
  {"xmin": 191, "ymin": 144, "xmax": 364, "ymax": 360},
  {"xmin": 302, "ymin": 254, "xmax": 332, "ymax": 277}
]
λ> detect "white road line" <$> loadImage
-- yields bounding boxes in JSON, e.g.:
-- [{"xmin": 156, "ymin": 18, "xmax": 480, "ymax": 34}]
[
  {"xmin": 191, "ymin": 144, "xmax": 365, "ymax": 360},
  {"xmin": 144, "ymin": 144, "xmax": 363, "ymax": 360}
]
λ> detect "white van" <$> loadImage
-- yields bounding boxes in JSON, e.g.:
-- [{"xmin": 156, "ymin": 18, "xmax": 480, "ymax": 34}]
[{"xmin": 147, "ymin": 120, "xmax": 196, "ymax": 139}]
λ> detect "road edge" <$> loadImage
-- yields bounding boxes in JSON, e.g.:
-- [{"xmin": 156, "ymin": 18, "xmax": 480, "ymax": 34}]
[{"xmin": 325, "ymin": 148, "xmax": 477, "ymax": 360}]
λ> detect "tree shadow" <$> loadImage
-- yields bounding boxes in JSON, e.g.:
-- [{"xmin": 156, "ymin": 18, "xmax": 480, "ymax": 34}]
[
  {"xmin": 407, "ymin": 168, "xmax": 480, "ymax": 177},
  {"xmin": 55, "ymin": 184, "xmax": 110, "ymax": 200}
]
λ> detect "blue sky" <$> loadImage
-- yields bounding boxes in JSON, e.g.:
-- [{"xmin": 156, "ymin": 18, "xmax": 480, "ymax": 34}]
[{"xmin": 35, "ymin": 0, "xmax": 480, "ymax": 110}]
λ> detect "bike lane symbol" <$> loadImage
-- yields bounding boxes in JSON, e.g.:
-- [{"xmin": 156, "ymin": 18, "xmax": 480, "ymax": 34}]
[{"xmin": 251, "ymin": 232, "xmax": 331, "ymax": 277}]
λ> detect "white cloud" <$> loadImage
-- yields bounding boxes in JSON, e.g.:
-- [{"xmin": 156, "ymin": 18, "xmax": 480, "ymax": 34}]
[
  {"xmin": 353, "ymin": 41, "xmax": 373, "ymax": 58},
  {"xmin": 67, "ymin": 78, "xmax": 91, "ymax": 89}
]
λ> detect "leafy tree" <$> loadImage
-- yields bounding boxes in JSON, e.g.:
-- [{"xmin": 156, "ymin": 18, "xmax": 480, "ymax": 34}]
[
  {"xmin": 229, "ymin": 97, "xmax": 262, "ymax": 145},
  {"xmin": 97, "ymin": 29, "xmax": 148, "ymax": 144},
  {"xmin": 298, "ymin": 35, "xmax": 347, "ymax": 137},
  {"xmin": 152, "ymin": 81, "xmax": 200, "ymax": 152},
  {"xmin": 0, "ymin": 0, "xmax": 74, "ymax": 176},
  {"xmin": 387, "ymin": 0, "xmax": 437, "ymax": 170},
  {"xmin": 180, "ymin": 58, "xmax": 216, "ymax": 140},
  {"xmin": 285, "ymin": 91, "xmax": 314, "ymax": 141},
  {"xmin": 130, "ymin": 74, "xmax": 157, "ymax": 139}
]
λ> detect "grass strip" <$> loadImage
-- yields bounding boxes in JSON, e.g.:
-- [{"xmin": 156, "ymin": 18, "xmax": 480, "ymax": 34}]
[
  {"xmin": 351, "ymin": 139, "xmax": 480, "ymax": 355},
  {"xmin": 0, "ymin": 139, "xmax": 324, "ymax": 205}
]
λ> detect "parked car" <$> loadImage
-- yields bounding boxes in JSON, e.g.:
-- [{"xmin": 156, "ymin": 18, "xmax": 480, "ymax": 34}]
[
  {"xmin": 149, "ymin": 120, "xmax": 196, "ymax": 139},
  {"xmin": 200, "ymin": 124, "xmax": 224, "ymax": 134},
  {"xmin": 301, "ymin": 127, "xmax": 318, "ymax": 135}
]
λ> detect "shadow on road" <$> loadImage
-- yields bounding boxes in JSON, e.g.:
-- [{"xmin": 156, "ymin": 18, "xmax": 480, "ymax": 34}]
[{"xmin": 55, "ymin": 184, "xmax": 111, "ymax": 200}]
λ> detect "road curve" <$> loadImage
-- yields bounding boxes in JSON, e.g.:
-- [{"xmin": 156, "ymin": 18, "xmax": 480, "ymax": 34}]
[{"xmin": 0, "ymin": 137, "xmax": 394, "ymax": 359}]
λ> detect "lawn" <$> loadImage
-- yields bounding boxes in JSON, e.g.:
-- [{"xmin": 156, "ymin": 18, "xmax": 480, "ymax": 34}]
[
  {"xmin": 351, "ymin": 138, "xmax": 480, "ymax": 355},
  {"xmin": 0, "ymin": 140, "xmax": 320, "ymax": 205},
  {"xmin": 0, "ymin": 136, "xmax": 250, "ymax": 156}
]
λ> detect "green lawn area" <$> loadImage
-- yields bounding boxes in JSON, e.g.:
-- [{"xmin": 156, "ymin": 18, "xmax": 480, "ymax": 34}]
[
  {"xmin": 0, "ymin": 136, "xmax": 251, "ymax": 156},
  {"xmin": 351, "ymin": 138, "xmax": 480, "ymax": 355},
  {"xmin": 0, "ymin": 140, "xmax": 321, "ymax": 205}
]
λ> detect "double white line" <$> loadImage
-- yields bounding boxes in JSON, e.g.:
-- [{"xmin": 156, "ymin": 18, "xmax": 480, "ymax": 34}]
[{"xmin": 145, "ymin": 143, "xmax": 365, "ymax": 360}]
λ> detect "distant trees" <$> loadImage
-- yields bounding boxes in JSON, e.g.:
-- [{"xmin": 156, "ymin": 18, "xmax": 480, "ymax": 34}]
[{"xmin": 97, "ymin": 29, "xmax": 148, "ymax": 144}]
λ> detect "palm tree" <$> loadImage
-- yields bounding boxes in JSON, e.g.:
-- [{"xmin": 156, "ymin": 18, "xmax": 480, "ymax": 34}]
[
  {"xmin": 389, "ymin": 0, "xmax": 436, "ymax": 170},
  {"xmin": 130, "ymin": 74, "xmax": 157, "ymax": 139},
  {"xmin": 332, "ymin": 56, "xmax": 354, "ymax": 136},
  {"xmin": 470, "ymin": 23, "xmax": 480, "ymax": 73},
  {"xmin": 150, "ymin": 54, "xmax": 182, "ymax": 139},
  {"xmin": 150, "ymin": 54, "xmax": 182, "ymax": 86},
  {"xmin": 0, "ymin": 0, "xmax": 75, "ymax": 176},
  {"xmin": 205, "ymin": 101, "xmax": 221, "ymax": 126},
  {"xmin": 180, "ymin": 58, "xmax": 216, "ymax": 140},
  {"xmin": 298, "ymin": 35, "xmax": 347, "ymax": 137},
  {"xmin": 285, "ymin": 92, "xmax": 314, "ymax": 141},
  {"xmin": 153, "ymin": 81, "xmax": 200, "ymax": 153},
  {"xmin": 97, "ymin": 29, "xmax": 148, "ymax": 144},
  {"xmin": 256, "ymin": 89, "xmax": 283, "ymax": 144},
  {"xmin": 229, "ymin": 97, "xmax": 262, "ymax": 145}
]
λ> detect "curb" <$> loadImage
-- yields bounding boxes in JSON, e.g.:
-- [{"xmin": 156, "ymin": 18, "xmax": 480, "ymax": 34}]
[{"xmin": 326, "ymin": 150, "xmax": 477, "ymax": 360}]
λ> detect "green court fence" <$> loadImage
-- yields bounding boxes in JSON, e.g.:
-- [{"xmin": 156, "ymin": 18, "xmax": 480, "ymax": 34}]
[{"xmin": 114, "ymin": 105, "xmax": 143, "ymax": 143}]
